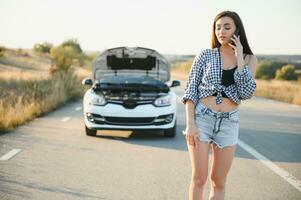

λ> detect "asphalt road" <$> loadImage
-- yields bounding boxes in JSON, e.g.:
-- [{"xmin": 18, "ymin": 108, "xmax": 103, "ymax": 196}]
[{"xmin": 0, "ymin": 81, "xmax": 301, "ymax": 200}]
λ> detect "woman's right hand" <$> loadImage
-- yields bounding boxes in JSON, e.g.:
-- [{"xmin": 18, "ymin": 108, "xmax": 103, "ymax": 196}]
[{"xmin": 184, "ymin": 124, "xmax": 200, "ymax": 147}]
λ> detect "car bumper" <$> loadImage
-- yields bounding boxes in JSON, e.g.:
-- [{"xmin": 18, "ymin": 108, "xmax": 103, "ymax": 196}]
[{"xmin": 83, "ymin": 103, "xmax": 176, "ymax": 130}]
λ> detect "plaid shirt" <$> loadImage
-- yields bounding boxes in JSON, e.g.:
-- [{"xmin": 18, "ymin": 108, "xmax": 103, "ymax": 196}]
[{"xmin": 181, "ymin": 47, "xmax": 256, "ymax": 105}]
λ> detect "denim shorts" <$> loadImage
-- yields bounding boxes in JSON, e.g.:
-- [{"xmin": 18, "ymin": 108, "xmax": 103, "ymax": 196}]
[{"xmin": 184, "ymin": 101, "xmax": 240, "ymax": 149}]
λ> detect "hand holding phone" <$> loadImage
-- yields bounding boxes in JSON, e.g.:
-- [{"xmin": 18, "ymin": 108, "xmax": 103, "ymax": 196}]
[{"xmin": 231, "ymin": 27, "xmax": 240, "ymax": 46}]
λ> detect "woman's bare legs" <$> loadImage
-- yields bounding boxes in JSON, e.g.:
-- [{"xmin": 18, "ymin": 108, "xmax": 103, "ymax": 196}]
[
  {"xmin": 187, "ymin": 139, "xmax": 211, "ymax": 200},
  {"xmin": 209, "ymin": 144, "xmax": 236, "ymax": 200}
]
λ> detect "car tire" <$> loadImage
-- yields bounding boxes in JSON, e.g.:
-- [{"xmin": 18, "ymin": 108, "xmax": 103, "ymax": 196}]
[
  {"xmin": 85, "ymin": 125, "xmax": 97, "ymax": 136},
  {"xmin": 163, "ymin": 121, "xmax": 176, "ymax": 137}
]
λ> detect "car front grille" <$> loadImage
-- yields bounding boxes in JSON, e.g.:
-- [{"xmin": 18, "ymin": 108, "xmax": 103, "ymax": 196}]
[
  {"xmin": 86, "ymin": 113, "xmax": 173, "ymax": 126},
  {"xmin": 104, "ymin": 116, "xmax": 155, "ymax": 125},
  {"xmin": 107, "ymin": 99, "xmax": 153, "ymax": 109}
]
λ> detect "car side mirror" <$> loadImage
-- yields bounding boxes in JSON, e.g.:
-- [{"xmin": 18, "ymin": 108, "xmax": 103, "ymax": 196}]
[
  {"xmin": 170, "ymin": 80, "xmax": 180, "ymax": 87},
  {"xmin": 82, "ymin": 78, "xmax": 93, "ymax": 86}
]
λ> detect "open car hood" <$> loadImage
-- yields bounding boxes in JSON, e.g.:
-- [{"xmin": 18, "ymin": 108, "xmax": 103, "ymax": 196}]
[{"xmin": 92, "ymin": 47, "xmax": 170, "ymax": 82}]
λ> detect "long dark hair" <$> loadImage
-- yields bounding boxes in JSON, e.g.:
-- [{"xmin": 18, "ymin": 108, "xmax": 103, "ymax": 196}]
[{"xmin": 211, "ymin": 10, "xmax": 253, "ymax": 55}]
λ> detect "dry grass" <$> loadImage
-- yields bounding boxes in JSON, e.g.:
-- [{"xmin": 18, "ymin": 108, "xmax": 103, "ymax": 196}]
[
  {"xmin": 0, "ymin": 48, "xmax": 51, "ymax": 80},
  {"xmin": 0, "ymin": 72, "xmax": 85, "ymax": 132},
  {"xmin": 0, "ymin": 47, "xmax": 92, "ymax": 132},
  {"xmin": 171, "ymin": 60, "xmax": 193, "ymax": 74},
  {"xmin": 74, "ymin": 66, "xmax": 92, "ymax": 79},
  {"xmin": 0, "ymin": 65, "xmax": 90, "ymax": 81},
  {"xmin": 0, "ymin": 49, "xmax": 51, "ymax": 71},
  {"xmin": 0, "ymin": 69, "xmax": 50, "ymax": 80},
  {"xmin": 254, "ymin": 79, "xmax": 301, "ymax": 105}
]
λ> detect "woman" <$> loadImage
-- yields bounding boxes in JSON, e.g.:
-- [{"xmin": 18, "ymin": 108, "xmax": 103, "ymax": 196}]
[{"xmin": 181, "ymin": 10, "xmax": 257, "ymax": 200}]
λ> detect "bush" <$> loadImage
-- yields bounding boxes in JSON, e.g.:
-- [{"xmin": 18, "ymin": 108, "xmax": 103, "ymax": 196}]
[
  {"xmin": 261, "ymin": 75, "xmax": 271, "ymax": 80},
  {"xmin": 61, "ymin": 38, "xmax": 83, "ymax": 54},
  {"xmin": 33, "ymin": 42, "xmax": 53, "ymax": 53},
  {"xmin": 61, "ymin": 38, "xmax": 87, "ymax": 66},
  {"xmin": 50, "ymin": 46, "xmax": 77, "ymax": 73},
  {"xmin": 275, "ymin": 64, "xmax": 298, "ymax": 80},
  {"xmin": 87, "ymin": 52, "xmax": 98, "ymax": 62},
  {"xmin": 255, "ymin": 61, "xmax": 279, "ymax": 79},
  {"xmin": 0, "ymin": 45, "xmax": 5, "ymax": 57}
]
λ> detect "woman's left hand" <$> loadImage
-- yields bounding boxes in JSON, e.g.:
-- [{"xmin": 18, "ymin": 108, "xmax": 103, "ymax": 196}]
[{"xmin": 229, "ymin": 35, "xmax": 243, "ymax": 58}]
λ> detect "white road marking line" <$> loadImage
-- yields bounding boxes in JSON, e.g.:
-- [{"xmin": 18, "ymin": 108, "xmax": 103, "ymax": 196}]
[
  {"xmin": 176, "ymin": 94, "xmax": 301, "ymax": 192},
  {"xmin": 75, "ymin": 106, "xmax": 82, "ymax": 111},
  {"xmin": 0, "ymin": 149, "xmax": 22, "ymax": 161},
  {"xmin": 238, "ymin": 139, "xmax": 301, "ymax": 192},
  {"xmin": 61, "ymin": 117, "xmax": 71, "ymax": 122}
]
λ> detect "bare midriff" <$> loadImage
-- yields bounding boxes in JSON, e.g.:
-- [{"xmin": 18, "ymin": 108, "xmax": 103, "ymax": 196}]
[{"xmin": 200, "ymin": 96, "xmax": 238, "ymax": 112}]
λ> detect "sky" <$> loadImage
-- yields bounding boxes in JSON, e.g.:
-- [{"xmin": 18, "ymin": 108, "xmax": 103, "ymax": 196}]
[{"xmin": 0, "ymin": 0, "xmax": 300, "ymax": 55}]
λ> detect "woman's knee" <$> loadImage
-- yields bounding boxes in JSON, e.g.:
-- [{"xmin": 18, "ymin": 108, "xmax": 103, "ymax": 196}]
[
  {"xmin": 191, "ymin": 174, "xmax": 208, "ymax": 187},
  {"xmin": 210, "ymin": 174, "xmax": 226, "ymax": 189}
]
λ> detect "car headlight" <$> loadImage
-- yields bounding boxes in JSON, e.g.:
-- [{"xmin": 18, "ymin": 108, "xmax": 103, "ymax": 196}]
[
  {"xmin": 154, "ymin": 94, "xmax": 172, "ymax": 107},
  {"xmin": 89, "ymin": 93, "xmax": 106, "ymax": 106}
]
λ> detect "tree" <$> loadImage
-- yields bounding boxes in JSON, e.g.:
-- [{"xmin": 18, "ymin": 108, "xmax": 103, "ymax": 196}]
[{"xmin": 275, "ymin": 64, "xmax": 298, "ymax": 80}]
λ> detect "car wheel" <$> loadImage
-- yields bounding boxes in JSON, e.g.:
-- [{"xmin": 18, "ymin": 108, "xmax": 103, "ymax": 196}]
[
  {"xmin": 85, "ymin": 125, "xmax": 97, "ymax": 136},
  {"xmin": 163, "ymin": 121, "xmax": 176, "ymax": 137}
]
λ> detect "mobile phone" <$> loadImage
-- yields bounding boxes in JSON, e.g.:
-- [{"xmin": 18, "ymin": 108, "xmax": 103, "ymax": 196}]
[{"xmin": 231, "ymin": 27, "xmax": 240, "ymax": 46}]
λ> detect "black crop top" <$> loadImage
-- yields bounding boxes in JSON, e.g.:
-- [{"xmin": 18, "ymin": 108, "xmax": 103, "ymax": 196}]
[{"xmin": 212, "ymin": 66, "xmax": 237, "ymax": 98}]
